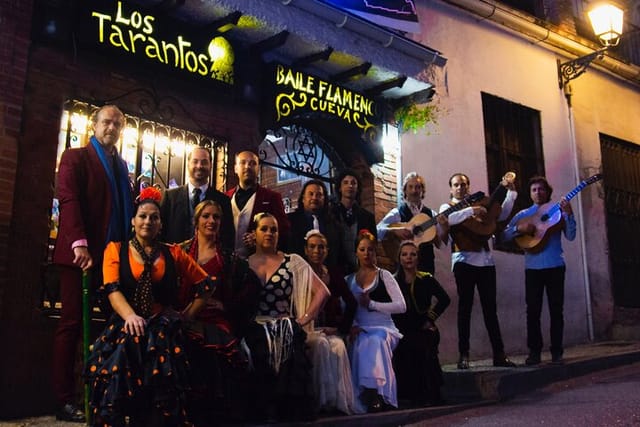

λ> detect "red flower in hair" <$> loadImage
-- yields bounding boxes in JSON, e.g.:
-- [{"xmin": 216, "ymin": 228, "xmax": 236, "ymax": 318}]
[
  {"xmin": 138, "ymin": 186, "xmax": 162, "ymax": 203},
  {"xmin": 358, "ymin": 229, "xmax": 375, "ymax": 240}
]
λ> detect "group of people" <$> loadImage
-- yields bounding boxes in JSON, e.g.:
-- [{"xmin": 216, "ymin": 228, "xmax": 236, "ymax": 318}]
[
  {"xmin": 51, "ymin": 104, "xmax": 577, "ymax": 425},
  {"xmin": 379, "ymin": 170, "xmax": 576, "ymax": 372}
]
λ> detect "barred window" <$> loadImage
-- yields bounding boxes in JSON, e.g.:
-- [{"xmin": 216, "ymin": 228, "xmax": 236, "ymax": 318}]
[{"xmin": 482, "ymin": 92, "xmax": 545, "ymax": 252}]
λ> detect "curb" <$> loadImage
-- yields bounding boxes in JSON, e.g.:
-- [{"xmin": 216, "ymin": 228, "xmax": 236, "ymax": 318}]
[{"xmin": 443, "ymin": 348, "xmax": 640, "ymax": 402}]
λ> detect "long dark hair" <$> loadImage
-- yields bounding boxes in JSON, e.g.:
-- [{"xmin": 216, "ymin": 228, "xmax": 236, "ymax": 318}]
[{"xmin": 296, "ymin": 179, "xmax": 329, "ymax": 216}]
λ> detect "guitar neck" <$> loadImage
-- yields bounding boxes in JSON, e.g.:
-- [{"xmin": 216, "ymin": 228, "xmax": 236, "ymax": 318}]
[
  {"xmin": 416, "ymin": 192, "xmax": 482, "ymax": 230},
  {"xmin": 543, "ymin": 176, "xmax": 602, "ymax": 219}
]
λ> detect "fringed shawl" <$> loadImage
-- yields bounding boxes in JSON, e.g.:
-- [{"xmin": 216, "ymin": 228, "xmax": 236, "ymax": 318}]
[{"xmin": 288, "ymin": 253, "xmax": 329, "ymax": 335}]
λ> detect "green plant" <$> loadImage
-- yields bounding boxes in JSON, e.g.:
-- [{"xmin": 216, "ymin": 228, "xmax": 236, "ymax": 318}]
[{"xmin": 394, "ymin": 103, "xmax": 440, "ymax": 134}]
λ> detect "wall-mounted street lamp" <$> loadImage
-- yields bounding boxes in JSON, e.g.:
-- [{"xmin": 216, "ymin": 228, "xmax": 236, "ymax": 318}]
[{"xmin": 557, "ymin": 2, "xmax": 624, "ymax": 89}]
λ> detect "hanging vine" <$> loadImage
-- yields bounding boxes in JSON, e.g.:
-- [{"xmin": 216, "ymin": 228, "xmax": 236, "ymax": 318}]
[{"xmin": 394, "ymin": 102, "xmax": 441, "ymax": 135}]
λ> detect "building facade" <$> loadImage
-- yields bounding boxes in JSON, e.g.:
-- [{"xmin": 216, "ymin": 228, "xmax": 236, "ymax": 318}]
[
  {"xmin": 399, "ymin": 0, "xmax": 640, "ymax": 360},
  {"xmin": 1, "ymin": 0, "xmax": 639, "ymax": 418}
]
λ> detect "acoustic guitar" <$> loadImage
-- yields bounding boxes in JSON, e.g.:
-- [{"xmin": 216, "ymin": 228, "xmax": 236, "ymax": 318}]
[
  {"xmin": 383, "ymin": 191, "xmax": 485, "ymax": 258},
  {"xmin": 450, "ymin": 172, "xmax": 516, "ymax": 252},
  {"xmin": 515, "ymin": 174, "xmax": 602, "ymax": 253}
]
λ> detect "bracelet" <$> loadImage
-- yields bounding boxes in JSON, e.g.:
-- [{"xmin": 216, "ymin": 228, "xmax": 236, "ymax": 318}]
[{"xmin": 303, "ymin": 313, "xmax": 309, "ymax": 318}]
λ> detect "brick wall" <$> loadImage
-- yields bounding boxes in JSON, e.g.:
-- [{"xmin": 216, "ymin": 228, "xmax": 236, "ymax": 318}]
[
  {"xmin": 371, "ymin": 149, "xmax": 400, "ymax": 270},
  {"xmin": 544, "ymin": 0, "xmax": 577, "ymax": 34},
  {"xmin": 0, "ymin": 0, "xmax": 34, "ymax": 418},
  {"xmin": 0, "ymin": 0, "xmax": 32, "ymax": 317}
]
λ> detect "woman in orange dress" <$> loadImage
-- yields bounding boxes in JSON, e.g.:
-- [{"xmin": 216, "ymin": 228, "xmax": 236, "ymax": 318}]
[{"xmin": 85, "ymin": 187, "xmax": 215, "ymax": 426}]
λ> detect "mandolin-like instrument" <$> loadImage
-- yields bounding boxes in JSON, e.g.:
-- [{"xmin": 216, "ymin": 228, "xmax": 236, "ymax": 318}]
[
  {"xmin": 451, "ymin": 172, "xmax": 516, "ymax": 251},
  {"xmin": 515, "ymin": 174, "xmax": 602, "ymax": 253}
]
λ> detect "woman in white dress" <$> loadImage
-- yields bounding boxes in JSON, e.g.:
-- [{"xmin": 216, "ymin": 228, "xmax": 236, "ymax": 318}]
[
  {"xmin": 303, "ymin": 229, "xmax": 357, "ymax": 415},
  {"xmin": 347, "ymin": 229, "xmax": 406, "ymax": 413}
]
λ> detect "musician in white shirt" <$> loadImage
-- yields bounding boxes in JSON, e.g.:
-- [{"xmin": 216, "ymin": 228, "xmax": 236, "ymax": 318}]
[
  {"xmin": 438, "ymin": 172, "xmax": 517, "ymax": 370},
  {"xmin": 377, "ymin": 172, "xmax": 443, "ymax": 274}
]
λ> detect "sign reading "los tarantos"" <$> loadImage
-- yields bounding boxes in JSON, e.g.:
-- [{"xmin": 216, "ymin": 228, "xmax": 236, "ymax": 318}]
[
  {"xmin": 274, "ymin": 64, "xmax": 376, "ymax": 133},
  {"xmin": 91, "ymin": 1, "xmax": 234, "ymax": 84}
]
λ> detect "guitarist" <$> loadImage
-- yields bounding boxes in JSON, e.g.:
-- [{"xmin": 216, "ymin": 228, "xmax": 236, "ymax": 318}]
[
  {"xmin": 377, "ymin": 172, "xmax": 442, "ymax": 274},
  {"xmin": 439, "ymin": 173, "xmax": 517, "ymax": 370},
  {"xmin": 501, "ymin": 176, "xmax": 576, "ymax": 365}
]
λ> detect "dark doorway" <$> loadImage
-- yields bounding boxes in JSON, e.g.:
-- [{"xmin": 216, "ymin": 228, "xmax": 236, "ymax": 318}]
[{"xmin": 600, "ymin": 134, "xmax": 640, "ymax": 308}]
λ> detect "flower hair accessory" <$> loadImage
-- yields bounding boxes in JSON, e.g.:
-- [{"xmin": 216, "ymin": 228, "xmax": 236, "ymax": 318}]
[
  {"xmin": 137, "ymin": 186, "xmax": 162, "ymax": 204},
  {"xmin": 358, "ymin": 229, "xmax": 375, "ymax": 241},
  {"xmin": 253, "ymin": 211, "xmax": 273, "ymax": 225},
  {"xmin": 304, "ymin": 229, "xmax": 325, "ymax": 241}
]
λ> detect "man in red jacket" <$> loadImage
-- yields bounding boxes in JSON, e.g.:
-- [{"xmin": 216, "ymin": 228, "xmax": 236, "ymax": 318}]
[
  {"xmin": 226, "ymin": 151, "xmax": 289, "ymax": 258},
  {"xmin": 52, "ymin": 105, "xmax": 133, "ymax": 422}
]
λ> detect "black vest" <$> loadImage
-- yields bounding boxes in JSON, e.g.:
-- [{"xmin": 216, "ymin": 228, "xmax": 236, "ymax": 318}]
[
  {"xmin": 119, "ymin": 242, "xmax": 178, "ymax": 312},
  {"xmin": 398, "ymin": 203, "xmax": 436, "ymax": 275}
]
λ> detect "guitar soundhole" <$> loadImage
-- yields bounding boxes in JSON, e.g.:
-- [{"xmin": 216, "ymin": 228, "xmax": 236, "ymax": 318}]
[{"xmin": 541, "ymin": 214, "xmax": 549, "ymax": 222}]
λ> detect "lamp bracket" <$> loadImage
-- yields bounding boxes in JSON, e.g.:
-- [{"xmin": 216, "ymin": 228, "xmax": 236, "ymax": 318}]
[{"xmin": 557, "ymin": 47, "xmax": 608, "ymax": 89}]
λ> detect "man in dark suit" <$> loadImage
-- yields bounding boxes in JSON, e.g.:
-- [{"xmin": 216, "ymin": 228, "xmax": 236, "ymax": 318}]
[
  {"xmin": 288, "ymin": 179, "xmax": 344, "ymax": 269},
  {"xmin": 160, "ymin": 146, "xmax": 234, "ymax": 251},
  {"xmin": 331, "ymin": 169, "xmax": 377, "ymax": 274},
  {"xmin": 52, "ymin": 105, "xmax": 134, "ymax": 422},
  {"xmin": 226, "ymin": 150, "xmax": 289, "ymax": 258}
]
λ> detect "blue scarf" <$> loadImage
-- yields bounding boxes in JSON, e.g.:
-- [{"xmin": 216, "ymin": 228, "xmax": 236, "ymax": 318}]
[{"xmin": 90, "ymin": 136, "xmax": 133, "ymax": 244}]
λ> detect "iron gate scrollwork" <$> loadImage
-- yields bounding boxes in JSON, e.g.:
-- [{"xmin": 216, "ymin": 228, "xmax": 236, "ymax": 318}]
[{"xmin": 259, "ymin": 125, "xmax": 345, "ymax": 183}]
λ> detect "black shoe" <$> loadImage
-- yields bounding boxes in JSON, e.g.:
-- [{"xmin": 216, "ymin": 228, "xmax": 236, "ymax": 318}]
[
  {"xmin": 493, "ymin": 356, "xmax": 517, "ymax": 368},
  {"xmin": 56, "ymin": 403, "xmax": 85, "ymax": 423},
  {"xmin": 525, "ymin": 353, "xmax": 541, "ymax": 366},
  {"xmin": 367, "ymin": 395, "xmax": 384, "ymax": 413},
  {"xmin": 551, "ymin": 353, "xmax": 564, "ymax": 364},
  {"xmin": 457, "ymin": 355, "xmax": 470, "ymax": 370}
]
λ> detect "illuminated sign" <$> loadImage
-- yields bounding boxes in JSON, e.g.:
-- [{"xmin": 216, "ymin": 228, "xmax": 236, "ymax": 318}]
[
  {"xmin": 91, "ymin": 1, "xmax": 234, "ymax": 84},
  {"xmin": 274, "ymin": 64, "xmax": 376, "ymax": 134},
  {"xmin": 320, "ymin": 0, "xmax": 420, "ymax": 33}
]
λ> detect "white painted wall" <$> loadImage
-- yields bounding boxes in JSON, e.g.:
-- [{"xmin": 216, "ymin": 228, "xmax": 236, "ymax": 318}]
[{"xmin": 397, "ymin": 0, "xmax": 640, "ymax": 362}]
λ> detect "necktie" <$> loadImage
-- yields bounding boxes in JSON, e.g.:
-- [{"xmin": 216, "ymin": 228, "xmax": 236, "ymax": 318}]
[
  {"xmin": 312, "ymin": 214, "xmax": 320, "ymax": 231},
  {"xmin": 192, "ymin": 187, "xmax": 202, "ymax": 210}
]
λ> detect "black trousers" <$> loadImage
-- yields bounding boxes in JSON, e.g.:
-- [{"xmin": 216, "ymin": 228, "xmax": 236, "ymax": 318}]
[
  {"xmin": 453, "ymin": 262, "xmax": 505, "ymax": 357},
  {"xmin": 525, "ymin": 266, "xmax": 565, "ymax": 356}
]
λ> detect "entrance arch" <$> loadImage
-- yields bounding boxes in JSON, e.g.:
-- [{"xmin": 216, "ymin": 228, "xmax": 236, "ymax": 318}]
[{"xmin": 258, "ymin": 124, "xmax": 346, "ymax": 212}]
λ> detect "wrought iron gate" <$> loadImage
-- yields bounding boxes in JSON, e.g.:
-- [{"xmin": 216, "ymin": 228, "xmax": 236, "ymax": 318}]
[{"xmin": 601, "ymin": 134, "xmax": 640, "ymax": 307}]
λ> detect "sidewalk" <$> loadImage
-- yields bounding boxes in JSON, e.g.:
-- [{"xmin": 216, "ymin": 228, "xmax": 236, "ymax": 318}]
[{"xmin": 2, "ymin": 341, "xmax": 639, "ymax": 427}]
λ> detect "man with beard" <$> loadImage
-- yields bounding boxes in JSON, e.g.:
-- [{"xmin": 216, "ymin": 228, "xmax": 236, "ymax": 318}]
[
  {"xmin": 52, "ymin": 105, "xmax": 133, "ymax": 422},
  {"xmin": 288, "ymin": 179, "xmax": 344, "ymax": 269},
  {"xmin": 501, "ymin": 176, "xmax": 576, "ymax": 365},
  {"xmin": 225, "ymin": 150, "xmax": 290, "ymax": 258},
  {"xmin": 160, "ymin": 146, "xmax": 234, "ymax": 251},
  {"xmin": 378, "ymin": 172, "xmax": 442, "ymax": 274}
]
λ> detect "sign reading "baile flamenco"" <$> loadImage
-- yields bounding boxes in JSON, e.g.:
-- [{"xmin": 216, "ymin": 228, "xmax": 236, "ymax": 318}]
[{"xmin": 274, "ymin": 64, "xmax": 376, "ymax": 134}]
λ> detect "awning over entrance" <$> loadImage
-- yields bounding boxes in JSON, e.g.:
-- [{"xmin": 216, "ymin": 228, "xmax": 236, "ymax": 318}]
[{"xmin": 132, "ymin": 0, "xmax": 447, "ymax": 107}]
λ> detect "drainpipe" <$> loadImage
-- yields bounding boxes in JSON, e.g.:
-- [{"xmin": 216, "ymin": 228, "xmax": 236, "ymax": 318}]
[{"xmin": 564, "ymin": 93, "xmax": 595, "ymax": 341}]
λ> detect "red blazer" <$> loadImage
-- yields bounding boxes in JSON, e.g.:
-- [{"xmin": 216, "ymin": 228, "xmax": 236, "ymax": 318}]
[
  {"xmin": 53, "ymin": 143, "xmax": 132, "ymax": 268},
  {"xmin": 226, "ymin": 185, "xmax": 290, "ymax": 247}
]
